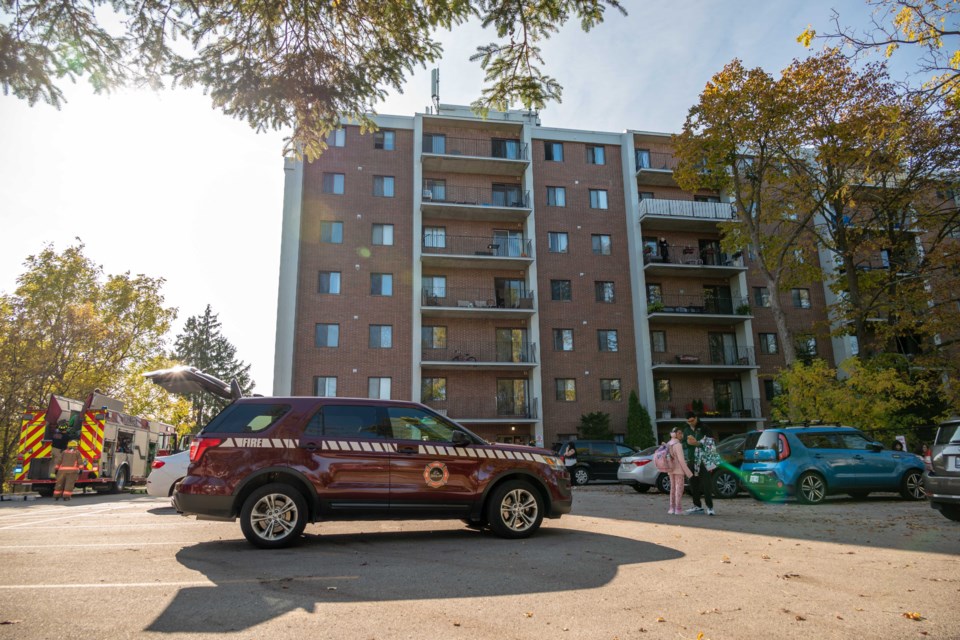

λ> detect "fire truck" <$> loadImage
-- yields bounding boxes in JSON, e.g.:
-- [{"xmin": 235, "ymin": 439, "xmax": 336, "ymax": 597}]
[{"xmin": 12, "ymin": 390, "xmax": 176, "ymax": 496}]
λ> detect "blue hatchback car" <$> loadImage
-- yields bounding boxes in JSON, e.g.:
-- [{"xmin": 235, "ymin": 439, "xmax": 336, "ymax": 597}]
[{"xmin": 741, "ymin": 426, "xmax": 926, "ymax": 504}]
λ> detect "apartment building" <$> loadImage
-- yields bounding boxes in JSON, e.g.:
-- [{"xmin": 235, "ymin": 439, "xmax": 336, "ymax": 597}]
[{"xmin": 273, "ymin": 105, "xmax": 834, "ymax": 447}]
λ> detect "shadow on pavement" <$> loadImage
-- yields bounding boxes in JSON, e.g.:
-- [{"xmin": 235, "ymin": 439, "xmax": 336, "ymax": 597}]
[{"xmin": 148, "ymin": 527, "xmax": 681, "ymax": 633}]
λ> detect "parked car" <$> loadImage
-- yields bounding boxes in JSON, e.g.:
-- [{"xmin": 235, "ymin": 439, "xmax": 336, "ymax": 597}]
[
  {"xmin": 712, "ymin": 432, "xmax": 752, "ymax": 499},
  {"xmin": 146, "ymin": 450, "xmax": 190, "ymax": 500},
  {"xmin": 558, "ymin": 440, "xmax": 637, "ymax": 486},
  {"xmin": 618, "ymin": 445, "xmax": 670, "ymax": 493},
  {"xmin": 925, "ymin": 416, "xmax": 960, "ymax": 522},
  {"xmin": 741, "ymin": 426, "xmax": 926, "ymax": 504}
]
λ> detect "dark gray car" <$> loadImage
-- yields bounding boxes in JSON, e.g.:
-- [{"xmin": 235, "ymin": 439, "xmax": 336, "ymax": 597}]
[{"xmin": 925, "ymin": 417, "xmax": 960, "ymax": 522}]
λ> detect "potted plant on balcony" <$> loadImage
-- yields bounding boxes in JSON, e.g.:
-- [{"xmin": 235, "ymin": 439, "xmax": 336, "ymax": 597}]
[
  {"xmin": 691, "ymin": 399, "xmax": 705, "ymax": 414},
  {"xmin": 736, "ymin": 303, "xmax": 751, "ymax": 315},
  {"xmin": 648, "ymin": 301, "xmax": 665, "ymax": 313}
]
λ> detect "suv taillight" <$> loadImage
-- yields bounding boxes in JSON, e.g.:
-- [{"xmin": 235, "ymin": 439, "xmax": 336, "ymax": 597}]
[
  {"xmin": 777, "ymin": 434, "xmax": 791, "ymax": 461},
  {"xmin": 189, "ymin": 437, "xmax": 224, "ymax": 463}
]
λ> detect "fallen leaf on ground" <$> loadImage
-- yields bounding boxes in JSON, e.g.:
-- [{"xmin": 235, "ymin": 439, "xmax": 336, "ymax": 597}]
[
  {"xmin": 524, "ymin": 612, "xmax": 534, "ymax": 618},
  {"xmin": 453, "ymin": 622, "xmax": 461, "ymax": 627},
  {"xmin": 902, "ymin": 612, "xmax": 924, "ymax": 621},
  {"xmin": 656, "ymin": 617, "xmax": 665, "ymax": 622},
  {"xmin": 721, "ymin": 555, "xmax": 731, "ymax": 563},
  {"xmin": 795, "ymin": 615, "xmax": 806, "ymax": 621}
]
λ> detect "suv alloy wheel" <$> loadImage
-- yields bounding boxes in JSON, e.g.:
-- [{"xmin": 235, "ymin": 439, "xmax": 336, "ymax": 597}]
[{"xmin": 240, "ymin": 483, "xmax": 309, "ymax": 549}]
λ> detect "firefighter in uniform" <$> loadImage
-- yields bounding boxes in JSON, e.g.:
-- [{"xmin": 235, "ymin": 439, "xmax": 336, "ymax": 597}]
[
  {"xmin": 49, "ymin": 420, "xmax": 70, "ymax": 478},
  {"xmin": 54, "ymin": 440, "xmax": 82, "ymax": 501}
]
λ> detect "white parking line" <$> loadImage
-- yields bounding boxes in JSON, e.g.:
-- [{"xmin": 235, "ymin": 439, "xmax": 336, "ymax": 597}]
[
  {"xmin": 0, "ymin": 575, "xmax": 358, "ymax": 590},
  {"xmin": 0, "ymin": 504, "xmax": 140, "ymax": 530},
  {"xmin": 0, "ymin": 541, "xmax": 187, "ymax": 550}
]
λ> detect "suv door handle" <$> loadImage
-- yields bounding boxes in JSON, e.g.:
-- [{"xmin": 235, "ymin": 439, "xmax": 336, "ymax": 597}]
[
  {"xmin": 397, "ymin": 444, "xmax": 419, "ymax": 454},
  {"xmin": 300, "ymin": 442, "xmax": 317, "ymax": 452},
  {"xmin": 853, "ymin": 455, "xmax": 864, "ymax": 460},
  {"xmin": 813, "ymin": 454, "xmax": 823, "ymax": 459}
]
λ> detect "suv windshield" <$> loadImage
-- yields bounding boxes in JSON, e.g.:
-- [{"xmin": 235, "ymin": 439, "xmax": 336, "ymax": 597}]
[{"xmin": 935, "ymin": 422, "xmax": 960, "ymax": 445}]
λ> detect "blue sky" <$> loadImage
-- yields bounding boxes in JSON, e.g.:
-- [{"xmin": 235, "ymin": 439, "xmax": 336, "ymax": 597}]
[{"xmin": 0, "ymin": 1, "xmax": 918, "ymax": 395}]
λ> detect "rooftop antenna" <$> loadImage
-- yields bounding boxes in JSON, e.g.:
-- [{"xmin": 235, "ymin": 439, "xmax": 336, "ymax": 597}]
[{"xmin": 430, "ymin": 68, "xmax": 440, "ymax": 114}]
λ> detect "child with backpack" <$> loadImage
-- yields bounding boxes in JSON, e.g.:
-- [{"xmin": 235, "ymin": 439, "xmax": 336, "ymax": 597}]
[{"xmin": 665, "ymin": 426, "xmax": 693, "ymax": 515}]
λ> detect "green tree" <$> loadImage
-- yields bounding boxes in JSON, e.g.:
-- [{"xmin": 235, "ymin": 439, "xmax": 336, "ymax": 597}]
[
  {"xmin": 0, "ymin": 241, "xmax": 176, "ymax": 484},
  {"xmin": 578, "ymin": 410, "xmax": 612, "ymax": 440},
  {"xmin": 1, "ymin": 0, "xmax": 626, "ymax": 159},
  {"xmin": 173, "ymin": 305, "xmax": 254, "ymax": 430},
  {"xmin": 625, "ymin": 390, "xmax": 655, "ymax": 450}
]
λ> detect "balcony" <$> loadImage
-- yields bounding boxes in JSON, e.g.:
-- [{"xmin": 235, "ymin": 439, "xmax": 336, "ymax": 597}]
[
  {"xmin": 638, "ymin": 198, "xmax": 736, "ymax": 232},
  {"xmin": 643, "ymin": 244, "xmax": 746, "ymax": 278},
  {"xmin": 651, "ymin": 344, "xmax": 757, "ymax": 372},
  {"xmin": 647, "ymin": 294, "xmax": 752, "ymax": 325},
  {"xmin": 422, "ymin": 235, "xmax": 533, "ymax": 269},
  {"xmin": 421, "ymin": 342, "xmax": 538, "ymax": 370},
  {"xmin": 653, "ymin": 397, "xmax": 763, "ymax": 421},
  {"xmin": 422, "ymin": 136, "xmax": 529, "ymax": 176},
  {"xmin": 422, "ymin": 287, "xmax": 536, "ymax": 319},
  {"xmin": 422, "ymin": 185, "xmax": 532, "ymax": 222},
  {"xmin": 636, "ymin": 151, "xmax": 679, "ymax": 186},
  {"xmin": 424, "ymin": 397, "xmax": 539, "ymax": 422}
]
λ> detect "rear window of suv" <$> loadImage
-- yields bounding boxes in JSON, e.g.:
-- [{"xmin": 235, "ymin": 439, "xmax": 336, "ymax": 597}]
[
  {"xmin": 203, "ymin": 403, "xmax": 291, "ymax": 433},
  {"xmin": 936, "ymin": 423, "xmax": 960, "ymax": 445}
]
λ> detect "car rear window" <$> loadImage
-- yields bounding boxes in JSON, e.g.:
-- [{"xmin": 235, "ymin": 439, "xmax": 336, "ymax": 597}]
[
  {"xmin": 753, "ymin": 431, "xmax": 780, "ymax": 450},
  {"xmin": 935, "ymin": 423, "xmax": 960, "ymax": 445},
  {"xmin": 202, "ymin": 403, "xmax": 291, "ymax": 434}
]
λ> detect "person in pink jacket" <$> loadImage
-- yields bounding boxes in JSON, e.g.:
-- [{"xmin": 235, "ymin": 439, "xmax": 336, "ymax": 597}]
[{"xmin": 667, "ymin": 426, "xmax": 694, "ymax": 515}]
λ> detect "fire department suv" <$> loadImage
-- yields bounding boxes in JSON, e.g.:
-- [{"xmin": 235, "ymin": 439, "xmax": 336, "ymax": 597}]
[
  {"xmin": 174, "ymin": 396, "xmax": 572, "ymax": 549},
  {"xmin": 12, "ymin": 391, "xmax": 175, "ymax": 495}
]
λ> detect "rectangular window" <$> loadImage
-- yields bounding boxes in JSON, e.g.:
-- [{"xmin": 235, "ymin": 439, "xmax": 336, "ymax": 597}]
[
  {"xmin": 551, "ymin": 279, "xmax": 572, "ymax": 301},
  {"xmin": 372, "ymin": 223, "xmax": 394, "ymax": 246},
  {"xmin": 646, "ymin": 283, "xmax": 663, "ymax": 304},
  {"xmin": 492, "ymin": 138, "xmax": 521, "ymax": 159},
  {"xmin": 796, "ymin": 335, "xmax": 817, "ymax": 358},
  {"xmin": 322, "ymin": 173, "xmax": 344, "ymax": 194},
  {"xmin": 753, "ymin": 287, "xmax": 771, "ymax": 307},
  {"xmin": 597, "ymin": 330, "xmax": 618, "ymax": 352},
  {"xmin": 591, "ymin": 234, "xmax": 611, "ymax": 255},
  {"xmin": 545, "ymin": 142, "xmax": 564, "ymax": 162},
  {"xmin": 546, "ymin": 186, "xmax": 566, "ymax": 207},
  {"xmin": 373, "ymin": 176, "xmax": 395, "ymax": 197},
  {"xmin": 423, "ymin": 133, "xmax": 446, "ymax": 154},
  {"xmin": 421, "ymin": 326, "xmax": 447, "ymax": 349},
  {"xmin": 636, "ymin": 149, "xmax": 651, "ymax": 169},
  {"xmin": 421, "ymin": 377, "xmax": 447, "ymax": 402},
  {"xmin": 368, "ymin": 377, "xmax": 391, "ymax": 399},
  {"xmin": 369, "ymin": 325, "xmax": 393, "ymax": 349},
  {"xmin": 589, "ymin": 189, "xmax": 608, "ymax": 209},
  {"xmin": 315, "ymin": 376, "xmax": 337, "ymax": 397},
  {"xmin": 639, "ymin": 191, "xmax": 655, "ymax": 200},
  {"xmin": 370, "ymin": 273, "xmax": 393, "ymax": 296},
  {"xmin": 651, "ymin": 330, "xmax": 666, "ymax": 353},
  {"xmin": 655, "ymin": 379, "xmax": 671, "ymax": 401},
  {"xmin": 553, "ymin": 328, "xmax": 574, "ymax": 351},
  {"xmin": 320, "ymin": 221, "xmax": 343, "ymax": 244},
  {"xmin": 423, "ymin": 178, "xmax": 446, "ymax": 202},
  {"xmin": 555, "ymin": 378, "xmax": 576, "ymax": 401},
  {"xmin": 423, "ymin": 226, "xmax": 446, "ymax": 248},
  {"xmin": 374, "ymin": 130, "xmax": 395, "ymax": 150},
  {"xmin": 315, "ymin": 324, "xmax": 339, "ymax": 348},
  {"xmin": 318, "ymin": 271, "xmax": 341, "ymax": 294},
  {"xmin": 586, "ymin": 145, "xmax": 605, "ymax": 165},
  {"xmin": 422, "ymin": 275, "xmax": 446, "ymax": 299},
  {"xmin": 759, "ymin": 333, "xmax": 779, "ymax": 354},
  {"xmin": 694, "ymin": 195, "xmax": 721, "ymax": 203},
  {"xmin": 595, "ymin": 281, "xmax": 615, "ymax": 303},
  {"xmin": 600, "ymin": 379, "xmax": 621, "ymax": 401},
  {"xmin": 326, "ymin": 129, "xmax": 345, "ymax": 147},
  {"xmin": 764, "ymin": 379, "xmax": 783, "ymax": 401},
  {"xmin": 792, "ymin": 288, "xmax": 811, "ymax": 309},
  {"xmin": 548, "ymin": 232, "xmax": 569, "ymax": 253}
]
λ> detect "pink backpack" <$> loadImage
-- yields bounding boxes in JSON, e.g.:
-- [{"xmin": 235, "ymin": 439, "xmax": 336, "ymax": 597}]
[{"xmin": 653, "ymin": 443, "xmax": 672, "ymax": 472}]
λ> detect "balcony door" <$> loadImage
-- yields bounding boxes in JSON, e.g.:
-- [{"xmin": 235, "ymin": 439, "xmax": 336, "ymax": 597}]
[
  {"xmin": 496, "ymin": 328, "xmax": 529, "ymax": 363},
  {"xmin": 713, "ymin": 380, "xmax": 744, "ymax": 416},
  {"xmin": 492, "ymin": 138, "xmax": 521, "ymax": 160},
  {"xmin": 708, "ymin": 332, "xmax": 738, "ymax": 365},
  {"xmin": 703, "ymin": 285, "xmax": 733, "ymax": 314},
  {"xmin": 491, "ymin": 183, "xmax": 522, "ymax": 207},
  {"xmin": 493, "ymin": 229, "xmax": 524, "ymax": 257},
  {"xmin": 497, "ymin": 379, "xmax": 529, "ymax": 417},
  {"xmin": 494, "ymin": 278, "xmax": 526, "ymax": 308}
]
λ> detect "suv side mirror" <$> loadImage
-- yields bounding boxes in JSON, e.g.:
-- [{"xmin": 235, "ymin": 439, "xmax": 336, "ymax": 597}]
[{"xmin": 451, "ymin": 431, "xmax": 472, "ymax": 446}]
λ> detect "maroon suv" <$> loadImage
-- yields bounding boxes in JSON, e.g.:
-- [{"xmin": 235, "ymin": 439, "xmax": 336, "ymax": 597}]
[{"xmin": 174, "ymin": 397, "xmax": 572, "ymax": 548}]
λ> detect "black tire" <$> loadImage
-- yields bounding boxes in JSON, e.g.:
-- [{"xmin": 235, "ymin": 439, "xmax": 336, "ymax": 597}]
[
  {"xmin": 168, "ymin": 477, "xmax": 185, "ymax": 497},
  {"xmin": 713, "ymin": 469, "xmax": 739, "ymax": 499},
  {"xmin": 571, "ymin": 466, "xmax": 590, "ymax": 486},
  {"xmin": 35, "ymin": 485, "xmax": 54, "ymax": 498},
  {"xmin": 656, "ymin": 473, "xmax": 671, "ymax": 494},
  {"xmin": 112, "ymin": 466, "xmax": 129, "ymax": 493},
  {"xmin": 899, "ymin": 469, "xmax": 925, "ymax": 501},
  {"xmin": 631, "ymin": 484, "xmax": 651, "ymax": 494},
  {"xmin": 486, "ymin": 480, "xmax": 544, "ymax": 539},
  {"xmin": 240, "ymin": 483, "xmax": 308, "ymax": 549},
  {"xmin": 796, "ymin": 472, "xmax": 827, "ymax": 504},
  {"xmin": 937, "ymin": 505, "xmax": 960, "ymax": 522},
  {"xmin": 847, "ymin": 491, "xmax": 870, "ymax": 500}
]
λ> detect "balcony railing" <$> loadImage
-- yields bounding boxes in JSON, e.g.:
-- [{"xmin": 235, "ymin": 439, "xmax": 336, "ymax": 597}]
[
  {"xmin": 423, "ymin": 234, "xmax": 533, "ymax": 258},
  {"xmin": 422, "ymin": 184, "xmax": 530, "ymax": 208},
  {"xmin": 422, "ymin": 342, "xmax": 538, "ymax": 364},
  {"xmin": 639, "ymin": 198, "xmax": 736, "ymax": 222},
  {"xmin": 423, "ymin": 136, "xmax": 529, "ymax": 161},
  {"xmin": 651, "ymin": 345, "xmax": 756, "ymax": 367},
  {"xmin": 424, "ymin": 397, "xmax": 539, "ymax": 420},
  {"xmin": 644, "ymin": 244, "xmax": 742, "ymax": 267},
  {"xmin": 637, "ymin": 151, "xmax": 679, "ymax": 171},
  {"xmin": 647, "ymin": 293, "xmax": 750, "ymax": 316},
  {"xmin": 654, "ymin": 397, "xmax": 762, "ymax": 420},
  {"xmin": 422, "ymin": 287, "xmax": 535, "ymax": 310}
]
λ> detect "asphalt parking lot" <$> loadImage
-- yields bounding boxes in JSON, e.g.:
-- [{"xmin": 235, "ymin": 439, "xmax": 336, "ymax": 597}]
[{"xmin": 0, "ymin": 486, "xmax": 957, "ymax": 639}]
